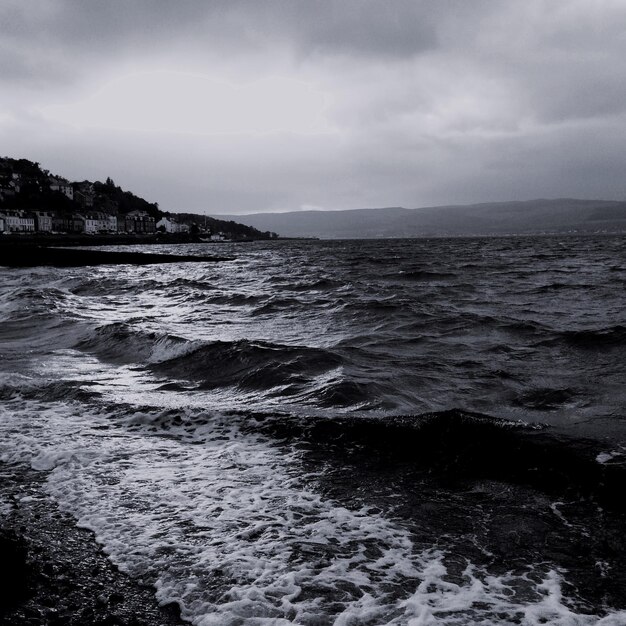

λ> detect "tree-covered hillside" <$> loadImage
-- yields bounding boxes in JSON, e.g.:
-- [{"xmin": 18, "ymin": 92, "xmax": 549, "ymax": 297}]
[
  {"xmin": 0, "ymin": 157, "xmax": 276, "ymax": 239},
  {"xmin": 175, "ymin": 213, "xmax": 277, "ymax": 240},
  {"xmin": 93, "ymin": 178, "xmax": 160, "ymax": 217}
]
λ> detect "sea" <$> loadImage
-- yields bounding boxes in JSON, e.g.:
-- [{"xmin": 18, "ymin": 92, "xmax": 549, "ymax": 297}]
[{"xmin": 1, "ymin": 235, "xmax": 626, "ymax": 626}]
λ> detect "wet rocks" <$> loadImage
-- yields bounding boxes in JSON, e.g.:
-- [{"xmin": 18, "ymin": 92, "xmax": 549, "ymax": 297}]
[{"xmin": 0, "ymin": 464, "xmax": 186, "ymax": 626}]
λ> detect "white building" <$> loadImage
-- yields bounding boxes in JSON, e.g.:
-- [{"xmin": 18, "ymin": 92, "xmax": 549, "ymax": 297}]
[
  {"xmin": 34, "ymin": 211, "xmax": 53, "ymax": 232},
  {"xmin": 1, "ymin": 211, "xmax": 35, "ymax": 232},
  {"xmin": 156, "ymin": 217, "xmax": 184, "ymax": 233},
  {"xmin": 83, "ymin": 215, "xmax": 98, "ymax": 234},
  {"xmin": 83, "ymin": 213, "xmax": 110, "ymax": 234},
  {"xmin": 156, "ymin": 217, "xmax": 174, "ymax": 233}
]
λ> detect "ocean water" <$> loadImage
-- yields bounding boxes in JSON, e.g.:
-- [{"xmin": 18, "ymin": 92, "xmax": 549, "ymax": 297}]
[{"xmin": 1, "ymin": 235, "xmax": 626, "ymax": 625}]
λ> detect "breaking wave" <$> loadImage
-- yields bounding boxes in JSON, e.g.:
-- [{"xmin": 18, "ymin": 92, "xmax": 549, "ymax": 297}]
[
  {"xmin": 78, "ymin": 322, "xmax": 344, "ymax": 397},
  {"xmin": 1, "ymin": 396, "xmax": 626, "ymax": 625}
]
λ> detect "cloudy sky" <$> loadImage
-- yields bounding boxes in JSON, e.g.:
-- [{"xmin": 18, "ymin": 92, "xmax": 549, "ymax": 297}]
[{"xmin": 2, "ymin": 1, "xmax": 626, "ymax": 214}]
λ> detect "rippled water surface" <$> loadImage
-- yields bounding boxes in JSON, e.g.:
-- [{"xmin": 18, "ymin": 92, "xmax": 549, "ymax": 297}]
[{"xmin": 1, "ymin": 236, "xmax": 625, "ymax": 625}]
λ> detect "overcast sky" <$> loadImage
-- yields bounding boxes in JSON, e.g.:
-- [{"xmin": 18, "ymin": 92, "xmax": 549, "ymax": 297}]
[{"xmin": 2, "ymin": 1, "xmax": 626, "ymax": 214}]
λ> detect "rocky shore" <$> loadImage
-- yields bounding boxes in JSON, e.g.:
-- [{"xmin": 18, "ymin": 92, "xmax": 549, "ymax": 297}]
[{"xmin": 0, "ymin": 464, "xmax": 187, "ymax": 626}]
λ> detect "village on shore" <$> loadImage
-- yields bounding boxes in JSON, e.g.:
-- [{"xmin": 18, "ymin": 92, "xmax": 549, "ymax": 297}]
[{"xmin": 0, "ymin": 157, "xmax": 277, "ymax": 241}]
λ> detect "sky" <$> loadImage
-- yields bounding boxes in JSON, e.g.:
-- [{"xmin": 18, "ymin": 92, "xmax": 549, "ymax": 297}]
[{"xmin": 2, "ymin": 0, "xmax": 626, "ymax": 214}]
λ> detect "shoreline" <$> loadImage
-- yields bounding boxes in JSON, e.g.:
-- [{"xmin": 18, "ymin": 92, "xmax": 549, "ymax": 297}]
[
  {"xmin": 0, "ymin": 463, "xmax": 187, "ymax": 626},
  {"xmin": 0, "ymin": 233, "xmax": 274, "ymax": 247}
]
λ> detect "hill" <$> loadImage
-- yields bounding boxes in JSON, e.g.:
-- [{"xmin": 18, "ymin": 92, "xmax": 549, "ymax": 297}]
[
  {"xmin": 0, "ymin": 157, "xmax": 272, "ymax": 240},
  {"xmin": 175, "ymin": 213, "xmax": 278, "ymax": 240},
  {"xmin": 211, "ymin": 199, "xmax": 626, "ymax": 239}
]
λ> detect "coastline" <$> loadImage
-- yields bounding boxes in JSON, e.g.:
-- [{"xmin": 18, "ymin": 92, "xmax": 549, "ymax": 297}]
[
  {"xmin": 0, "ymin": 463, "xmax": 187, "ymax": 626},
  {"xmin": 0, "ymin": 234, "xmax": 267, "ymax": 247}
]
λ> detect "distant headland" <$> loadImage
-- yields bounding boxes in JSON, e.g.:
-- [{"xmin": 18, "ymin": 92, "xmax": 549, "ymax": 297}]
[{"xmin": 211, "ymin": 199, "xmax": 626, "ymax": 239}]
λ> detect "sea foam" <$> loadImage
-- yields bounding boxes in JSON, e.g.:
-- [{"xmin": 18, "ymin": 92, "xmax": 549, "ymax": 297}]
[{"xmin": 1, "ymin": 396, "xmax": 625, "ymax": 625}]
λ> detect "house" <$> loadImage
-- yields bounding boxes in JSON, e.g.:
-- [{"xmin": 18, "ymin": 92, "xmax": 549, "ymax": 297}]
[
  {"xmin": 73, "ymin": 182, "xmax": 95, "ymax": 208},
  {"xmin": 52, "ymin": 214, "xmax": 67, "ymax": 233},
  {"xmin": 0, "ymin": 177, "xmax": 19, "ymax": 199},
  {"xmin": 83, "ymin": 212, "xmax": 110, "ymax": 234},
  {"xmin": 106, "ymin": 214, "xmax": 118, "ymax": 233},
  {"xmin": 33, "ymin": 211, "xmax": 53, "ymax": 232},
  {"xmin": 1, "ymin": 211, "xmax": 35, "ymax": 232},
  {"xmin": 70, "ymin": 214, "xmax": 85, "ymax": 233},
  {"xmin": 0, "ymin": 215, "xmax": 5, "ymax": 233},
  {"xmin": 156, "ymin": 217, "xmax": 184, "ymax": 233},
  {"xmin": 52, "ymin": 214, "xmax": 84, "ymax": 233},
  {"xmin": 125, "ymin": 210, "xmax": 156, "ymax": 234},
  {"xmin": 124, "ymin": 214, "xmax": 136, "ymax": 233},
  {"xmin": 83, "ymin": 214, "xmax": 98, "ymax": 234},
  {"xmin": 156, "ymin": 217, "xmax": 174, "ymax": 233},
  {"xmin": 52, "ymin": 214, "xmax": 85, "ymax": 233},
  {"xmin": 49, "ymin": 177, "xmax": 74, "ymax": 200}
]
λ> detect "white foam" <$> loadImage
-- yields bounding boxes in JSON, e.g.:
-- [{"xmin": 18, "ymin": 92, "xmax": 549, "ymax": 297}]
[
  {"xmin": 0, "ymin": 494, "xmax": 13, "ymax": 518},
  {"xmin": 596, "ymin": 450, "xmax": 625, "ymax": 465},
  {"xmin": 145, "ymin": 334, "xmax": 200, "ymax": 364},
  {"xmin": 0, "ymin": 398, "xmax": 625, "ymax": 626}
]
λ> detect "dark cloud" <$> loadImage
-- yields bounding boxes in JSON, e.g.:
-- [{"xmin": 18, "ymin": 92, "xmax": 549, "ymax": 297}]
[
  {"xmin": 0, "ymin": 0, "xmax": 455, "ymax": 86},
  {"xmin": 2, "ymin": 1, "xmax": 626, "ymax": 212},
  {"xmin": 286, "ymin": 0, "xmax": 441, "ymax": 59}
]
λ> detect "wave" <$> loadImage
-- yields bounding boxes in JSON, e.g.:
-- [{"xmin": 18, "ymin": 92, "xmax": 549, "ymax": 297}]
[
  {"xmin": 250, "ymin": 296, "xmax": 307, "ymax": 315},
  {"xmin": 342, "ymin": 298, "xmax": 402, "ymax": 313},
  {"xmin": 532, "ymin": 281, "xmax": 578, "ymax": 292},
  {"xmin": 0, "ymin": 378, "xmax": 101, "ymax": 403},
  {"xmin": 269, "ymin": 278, "xmax": 343, "ymax": 291},
  {"xmin": 0, "ymin": 286, "xmax": 68, "ymax": 320},
  {"xmin": 513, "ymin": 386, "xmax": 578, "ymax": 410},
  {"xmin": 108, "ymin": 404, "xmax": 626, "ymax": 513},
  {"xmin": 78, "ymin": 322, "xmax": 344, "ymax": 393},
  {"xmin": 71, "ymin": 276, "xmax": 219, "ymax": 296},
  {"xmin": 0, "ymin": 309, "xmax": 85, "ymax": 350},
  {"xmin": 152, "ymin": 339, "xmax": 343, "ymax": 391},
  {"xmin": 205, "ymin": 293, "xmax": 262, "ymax": 306},
  {"xmin": 240, "ymin": 409, "xmax": 626, "ymax": 511},
  {"xmin": 562, "ymin": 325, "xmax": 626, "ymax": 348},
  {"xmin": 538, "ymin": 325, "xmax": 626, "ymax": 349},
  {"xmin": 78, "ymin": 322, "xmax": 192, "ymax": 364},
  {"xmin": 306, "ymin": 379, "xmax": 384, "ymax": 408},
  {"xmin": 70, "ymin": 277, "xmax": 138, "ymax": 295},
  {"xmin": 393, "ymin": 270, "xmax": 457, "ymax": 281},
  {"xmin": 7, "ymin": 395, "xmax": 625, "ymax": 624}
]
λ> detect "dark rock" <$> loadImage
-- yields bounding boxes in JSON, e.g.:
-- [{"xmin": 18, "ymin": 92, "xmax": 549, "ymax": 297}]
[
  {"xmin": 0, "ymin": 245, "xmax": 233, "ymax": 268},
  {"xmin": 0, "ymin": 530, "xmax": 31, "ymax": 610},
  {"xmin": 109, "ymin": 592, "xmax": 124, "ymax": 605},
  {"xmin": 0, "ymin": 463, "xmax": 186, "ymax": 626}
]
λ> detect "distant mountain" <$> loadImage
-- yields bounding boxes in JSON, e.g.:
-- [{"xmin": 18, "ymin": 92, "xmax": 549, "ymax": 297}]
[{"xmin": 211, "ymin": 199, "xmax": 626, "ymax": 239}]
